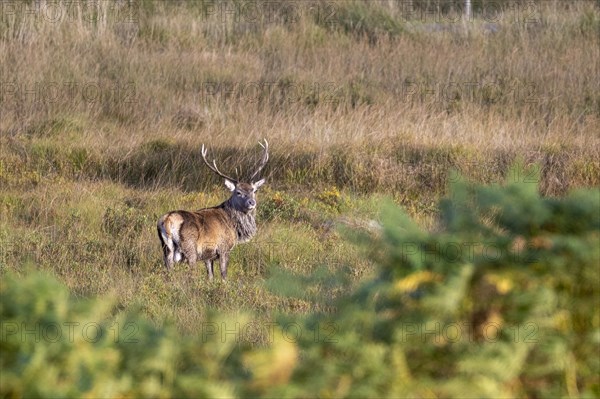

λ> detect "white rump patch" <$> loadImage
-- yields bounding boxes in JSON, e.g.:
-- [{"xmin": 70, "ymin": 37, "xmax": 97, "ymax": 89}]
[
  {"xmin": 171, "ymin": 225, "xmax": 180, "ymax": 245},
  {"xmin": 160, "ymin": 224, "xmax": 174, "ymax": 252},
  {"xmin": 169, "ymin": 221, "xmax": 183, "ymax": 263}
]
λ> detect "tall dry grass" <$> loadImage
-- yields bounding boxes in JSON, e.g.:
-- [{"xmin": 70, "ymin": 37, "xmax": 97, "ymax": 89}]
[{"xmin": 1, "ymin": 1, "xmax": 598, "ymax": 194}]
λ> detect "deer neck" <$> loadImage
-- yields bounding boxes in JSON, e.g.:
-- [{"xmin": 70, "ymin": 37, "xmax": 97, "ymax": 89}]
[{"xmin": 220, "ymin": 200, "xmax": 257, "ymax": 243}]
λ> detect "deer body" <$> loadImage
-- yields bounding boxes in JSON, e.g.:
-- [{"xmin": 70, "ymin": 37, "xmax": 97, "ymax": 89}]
[{"xmin": 157, "ymin": 141, "xmax": 268, "ymax": 280}]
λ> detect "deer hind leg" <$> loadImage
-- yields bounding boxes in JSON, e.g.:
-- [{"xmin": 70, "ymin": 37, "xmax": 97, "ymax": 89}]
[
  {"xmin": 164, "ymin": 247, "xmax": 175, "ymax": 272},
  {"xmin": 157, "ymin": 224, "xmax": 174, "ymax": 272},
  {"xmin": 219, "ymin": 252, "xmax": 230, "ymax": 280},
  {"xmin": 181, "ymin": 240, "xmax": 198, "ymax": 271}
]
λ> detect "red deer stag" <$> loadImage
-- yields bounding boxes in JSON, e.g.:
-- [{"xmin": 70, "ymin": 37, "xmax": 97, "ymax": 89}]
[{"xmin": 157, "ymin": 140, "xmax": 269, "ymax": 280}]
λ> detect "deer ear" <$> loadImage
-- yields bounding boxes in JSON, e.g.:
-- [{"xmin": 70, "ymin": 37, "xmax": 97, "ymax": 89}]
[
  {"xmin": 252, "ymin": 178, "xmax": 265, "ymax": 191},
  {"xmin": 224, "ymin": 179, "xmax": 236, "ymax": 191}
]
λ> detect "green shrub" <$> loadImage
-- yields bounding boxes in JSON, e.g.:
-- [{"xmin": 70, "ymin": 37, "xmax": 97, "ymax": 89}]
[
  {"xmin": 271, "ymin": 164, "xmax": 600, "ymax": 398},
  {"xmin": 0, "ymin": 271, "xmax": 248, "ymax": 398}
]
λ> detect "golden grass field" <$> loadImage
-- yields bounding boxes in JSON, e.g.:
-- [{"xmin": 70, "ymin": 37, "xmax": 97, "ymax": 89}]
[{"xmin": 1, "ymin": 0, "xmax": 599, "ymax": 333}]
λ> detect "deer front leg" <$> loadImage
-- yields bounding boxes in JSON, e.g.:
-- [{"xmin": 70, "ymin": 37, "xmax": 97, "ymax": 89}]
[
  {"xmin": 219, "ymin": 252, "xmax": 230, "ymax": 280},
  {"xmin": 205, "ymin": 260, "xmax": 214, "ymax": 281}
]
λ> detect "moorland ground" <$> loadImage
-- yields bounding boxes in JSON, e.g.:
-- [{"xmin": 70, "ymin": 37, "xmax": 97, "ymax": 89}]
[{"xmin": 1, "ymin": 0, "xmax": 599, "ymax": 333}]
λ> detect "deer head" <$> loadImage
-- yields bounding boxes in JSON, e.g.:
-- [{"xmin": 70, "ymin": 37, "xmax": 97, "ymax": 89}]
[{"xmin": 201, "ymin": 139, "xmax": 269, "ymax": 213}]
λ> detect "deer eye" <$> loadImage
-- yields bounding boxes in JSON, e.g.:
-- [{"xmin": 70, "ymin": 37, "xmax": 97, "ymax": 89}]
[{"xmin": 236, "ymin": 191, "xmax": 243, "ymax": 196}]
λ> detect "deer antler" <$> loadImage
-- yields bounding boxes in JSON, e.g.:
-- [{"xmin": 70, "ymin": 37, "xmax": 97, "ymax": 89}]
[
  {"xmin": 249, "ymin": 139, "xmax": 269, "ymax": 181},
  {"xmin": 201, "ymin": 144, "xmax": 238, "ymax": 183}
]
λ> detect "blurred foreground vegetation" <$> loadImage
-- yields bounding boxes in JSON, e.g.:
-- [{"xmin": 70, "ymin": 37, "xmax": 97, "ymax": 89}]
[{"xmin": 2, "ymin": 171, "xmax": 598, "ymax": 398}]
